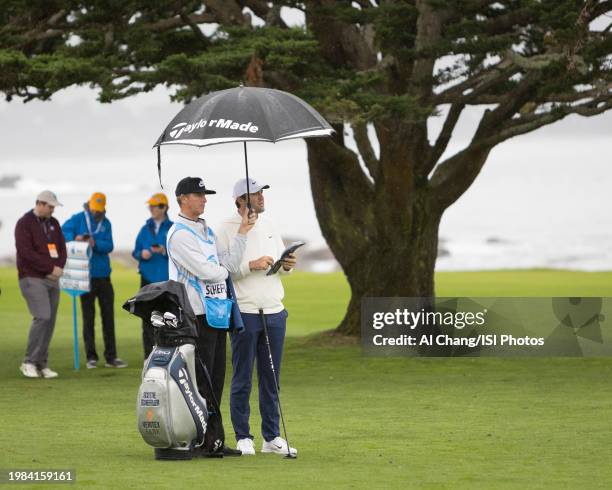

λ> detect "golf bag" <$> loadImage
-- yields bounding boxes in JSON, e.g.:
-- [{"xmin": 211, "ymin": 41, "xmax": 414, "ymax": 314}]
[
  {"xmin": 137, "ymin": 343, "xmax": 206, "ymax": 459},
  {"xmin": 123, "ymin": 280, "xmax": 224, "ymax": 460}
]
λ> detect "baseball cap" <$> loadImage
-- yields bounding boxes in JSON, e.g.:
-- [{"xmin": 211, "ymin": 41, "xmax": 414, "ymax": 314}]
[
  {"xmin": 89, "ymin": 192, "xmax": 106, "ymax": 212},
  {"xmin": 175, "ymin": 177, "xmax": 217, "ymax": 197},
  {"xmin": 146, "ymin": 192, "xmax": 169, "ymax": 206},
  {"xmin": 232, "ymin": 178, "xmax": 270, "ymax": 199},
  {"xmin": 36, "ymin": 190, "xmax": 62, "ymax": 207}
]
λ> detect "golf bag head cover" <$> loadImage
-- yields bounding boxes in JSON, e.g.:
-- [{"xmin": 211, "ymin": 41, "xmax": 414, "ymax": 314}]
[
  {"xmin": 123, "ymin": 280, "xmax": 223, "ymax": 459},
  {"xmin": 123, "ymin": 280, "xmax": 198, "ymax": 344}
]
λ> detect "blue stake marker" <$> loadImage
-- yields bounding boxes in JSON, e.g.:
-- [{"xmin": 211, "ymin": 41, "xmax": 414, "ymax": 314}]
[{"xmin": 72, "ymin": 293, "xmax": 80, "ymax": 370}]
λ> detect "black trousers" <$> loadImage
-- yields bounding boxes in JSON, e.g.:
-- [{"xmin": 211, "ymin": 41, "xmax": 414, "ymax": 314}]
[
  {"xmin": 80, "ymin": 277, "xmax": 117, "ymax": 362},
  {"xmin": 194, "ymin": 316, "xmax": 228, "ymax": 449},
  {"xmin": 140, "ymin": 277, "xmax": 155, "ymax": 359},
  {"xmin": 194, "ymin": 316, "xmax": 227, "ymax": 405}
]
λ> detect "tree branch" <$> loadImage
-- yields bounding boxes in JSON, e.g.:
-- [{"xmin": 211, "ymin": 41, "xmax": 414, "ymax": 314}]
[
  {"xmin": 429, "ymin": 90, "xmax": 611, "ymax": 212},
  {"xmin": 243, "ymin": 0, "xmax": 288, "ymax": 28},
  {"xmin": 428, "ymin": 145, "xmax": 492, "ymax": 212},
  {"xmin": 424, "ymin": 102, "xmax": 464, "ymax": 175},
  {"xmin": 411, "ymin": 0, "xmax": 449, "ymax": 97},
  {"xmin": 202, "ymin": 0, "xmax": 249, "ymax": 26},
  {"xmin": 428, "ymin": 73, "xmax": 541, "ymax": 210},
  {"xmin": 305, "ymin": 0, "xmax": 377, "ymax": 71},
  {"xmin": 486, "ymin": 96, "xmax": 612, "ymax": 145},
  {"xmin": 145, "ymin": 11, "xmax": 218, "ymax": 32},
  {"xmin": 434, "ymin": 56, "xmax": 515, "ymax": 104},
  {"xmin": 590, "ymin": 0, "xmax": 612, "ymax": 21},
  {"xmin": 480, "ymin": 7, "xmax": 533, "ymax": 36},
  {"xmin": 352, "ymin": 122, "xmax": 380, "ymax": 182},
  {"xmin": 179, "ymin": 12, "xmax": 210, "ymax": 45}
]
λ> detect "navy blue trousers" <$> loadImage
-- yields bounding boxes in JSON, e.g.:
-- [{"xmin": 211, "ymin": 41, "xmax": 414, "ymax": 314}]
[{"xmin": 230, "ymin": 310, "xmax": 287, "ymax": 442}]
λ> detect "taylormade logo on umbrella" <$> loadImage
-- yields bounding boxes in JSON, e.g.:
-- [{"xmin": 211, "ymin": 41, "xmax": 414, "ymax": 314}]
[{"xmin": 169, "ymin": 118, "xmax": 259, "ymax": 139}]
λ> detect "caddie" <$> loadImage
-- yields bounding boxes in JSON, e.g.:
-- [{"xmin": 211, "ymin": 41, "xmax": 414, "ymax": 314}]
[{"xmin": 166, "ymin": 176, "xmax": 256, "ymax": 457}]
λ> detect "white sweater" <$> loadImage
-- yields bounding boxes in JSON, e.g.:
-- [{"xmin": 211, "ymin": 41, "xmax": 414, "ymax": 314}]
[
  {"xmin": 216, "ymin": 213, "xmax": 289, "ymax": 314},
  {"xmin": 167, "ymin": 214, "xmax": 246, "ymax": 315}
]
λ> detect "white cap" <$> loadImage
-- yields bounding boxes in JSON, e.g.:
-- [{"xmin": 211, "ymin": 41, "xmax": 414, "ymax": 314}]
[
  {"xmin": 232, "ymin": 178, "xmax": 270, "ymax": 199},
  {"xmin": 36, "ymin": 190, "xmax": 63, "ymax": 207}
]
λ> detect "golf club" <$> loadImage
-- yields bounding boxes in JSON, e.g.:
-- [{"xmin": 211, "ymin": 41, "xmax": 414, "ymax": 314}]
[
  {"xmin": 259, "ymin": 308, "xmax": 296, "ymax": 459},
  {"xmin": 150, "ymin": 310, "xmax": 165, "ymax": 328}
]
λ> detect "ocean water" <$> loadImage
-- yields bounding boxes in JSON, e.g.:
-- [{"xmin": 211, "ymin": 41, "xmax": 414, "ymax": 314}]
[{"xmin": 1, "ymin": 131, "xmax": 610, "ymax": 272}]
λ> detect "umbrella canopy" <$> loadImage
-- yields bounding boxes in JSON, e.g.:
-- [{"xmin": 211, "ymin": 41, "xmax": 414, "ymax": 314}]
[
  {"xmin": 153, "ymin": 86, "xmax": 334, "ymax": 204},
  {"xmin": 154, "ymin": 86, "xmax": 333, "ymax": 148}
]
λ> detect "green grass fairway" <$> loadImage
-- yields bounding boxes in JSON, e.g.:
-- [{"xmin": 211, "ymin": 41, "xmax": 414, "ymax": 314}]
[{"xmin": 1, "ymin": 266, "xmax": 612, "ymax": 489}]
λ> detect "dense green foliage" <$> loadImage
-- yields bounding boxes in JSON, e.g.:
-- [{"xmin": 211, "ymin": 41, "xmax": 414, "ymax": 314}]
[{"xmin": 1, "ymin": 1, "xmax": 610, "ymax": 122}]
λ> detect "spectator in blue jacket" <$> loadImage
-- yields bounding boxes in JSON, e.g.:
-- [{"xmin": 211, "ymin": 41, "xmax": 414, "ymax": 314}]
[
  {"xmin": 132, "ymin": 192, "xmax": 173, "ymax": 358},
  {"xmin": 62, "ymin": 192, "xmax": 127, "ymax": 369}
]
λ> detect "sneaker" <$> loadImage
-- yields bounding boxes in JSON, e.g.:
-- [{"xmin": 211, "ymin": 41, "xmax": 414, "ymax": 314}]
[
  {"xmin": 237, "ymin": 438, "xmax": 255, "ymax": 456},
  {"xmin": 20, "ymin": 362, "xmax": 40, "ymax": 378},
  {"xmin": 261, "ymin": 437, "xmax": 297, "ymax": 456},
  {"xmin": 39, "ymin": 367, "xmax": 59, "ymax": 379},
  {"xmin": 105, "ymin": 358, "xmax": 128, "ymax": 368},
  {"xmin": 86, "ymin": 359, "xmax": 98, "ymax": 369}
]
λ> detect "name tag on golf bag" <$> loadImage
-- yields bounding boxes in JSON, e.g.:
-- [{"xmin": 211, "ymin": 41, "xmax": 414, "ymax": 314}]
[{"xmin": 137, "ymin": 344, "xmax": 208, "ymax": 452}]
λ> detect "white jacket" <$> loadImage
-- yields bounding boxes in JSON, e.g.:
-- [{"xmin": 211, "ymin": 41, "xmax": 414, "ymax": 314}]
[
  {"xmin": 167, "ymin": 214, "xmax": 246, "ymax": 315},
  {"xmin": 216, "ymin": 213, "xmax": 289, "ymax": 314}
]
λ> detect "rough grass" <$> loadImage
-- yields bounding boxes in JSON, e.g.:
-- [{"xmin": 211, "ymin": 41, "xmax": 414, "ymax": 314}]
[{"xmin": 1, "ymin": 266, "xmax": 611, "ymax": 489}]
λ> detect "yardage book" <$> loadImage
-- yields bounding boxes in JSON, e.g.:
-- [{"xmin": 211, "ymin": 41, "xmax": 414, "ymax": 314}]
[{"xmin": 266, "ymin": 241, "xmax": 306, "ymax": 276}]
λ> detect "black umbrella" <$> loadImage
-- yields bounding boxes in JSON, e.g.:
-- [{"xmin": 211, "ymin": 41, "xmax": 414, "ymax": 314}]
[{"xmin": 154, "ymin": 85, "xmax": 334, "ymax": 208}]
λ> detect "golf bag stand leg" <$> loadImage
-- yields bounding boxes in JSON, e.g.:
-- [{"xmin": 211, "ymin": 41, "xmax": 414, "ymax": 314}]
[{"xmin": 259, "ymin": 308, "xmax": 296, "ymax": 459}]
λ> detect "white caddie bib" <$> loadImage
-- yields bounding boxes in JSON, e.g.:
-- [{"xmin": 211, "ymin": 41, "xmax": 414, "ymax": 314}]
[{"xmin": 167, "ymin": 222, "xmax": 227, "ymax": 302}]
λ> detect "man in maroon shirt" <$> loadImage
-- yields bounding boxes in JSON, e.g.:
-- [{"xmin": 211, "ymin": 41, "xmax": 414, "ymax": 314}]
[{"xmin": 15, "ymin": 190, "xmax": 67, "ymax": 378}]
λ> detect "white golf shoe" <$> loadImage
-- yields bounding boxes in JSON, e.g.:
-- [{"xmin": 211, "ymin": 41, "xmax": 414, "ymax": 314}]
[
  {"xmin": 261, "ymin": 437, "xmax": 297, "ymax": 456},
  {"xmin": 236, "ymin": 438, "xmax": 255, "ymax": 456},
  {"xmin": 20, "ymin": 363, "xmax": 40, "ymax": 378},
  {"xmin": 39, "ymin": 367, "xmax": 59, "ymax": 379}
]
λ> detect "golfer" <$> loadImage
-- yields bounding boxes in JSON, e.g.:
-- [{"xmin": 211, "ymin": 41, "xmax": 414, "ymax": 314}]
[
  {"xmin": 166, "ymin": 176, "xmax": 256, "ymax": 456},
  {"xmin": 216, "ymin": 178, "xmax": 298, "ymax": 456},
  {"xmin": 63, "ymin": 192, "xmax": 127, "ymax": 369},
  {"xmin": 15, "ymin": 190, "xmax": 66, "ymax": 378},
  {"xmin": 132, "ymin": 192, "xmax": 173, "ymax": 358}
]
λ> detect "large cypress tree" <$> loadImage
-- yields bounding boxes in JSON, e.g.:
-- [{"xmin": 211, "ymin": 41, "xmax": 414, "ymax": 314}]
[{"xmin": 2, "ymin": 1, "xmax": 610, "ymax": 335}]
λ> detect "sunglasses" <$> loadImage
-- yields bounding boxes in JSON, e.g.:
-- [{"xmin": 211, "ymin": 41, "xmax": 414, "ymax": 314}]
[{"xmin": 149, "ymin": 204, "xmax": 167, "ymax": 209}]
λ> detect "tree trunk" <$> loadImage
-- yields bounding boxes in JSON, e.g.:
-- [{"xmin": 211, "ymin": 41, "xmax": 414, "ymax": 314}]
[{"xmin": 306, "ymin": 133, "xmax": 442, "ymax": 336}]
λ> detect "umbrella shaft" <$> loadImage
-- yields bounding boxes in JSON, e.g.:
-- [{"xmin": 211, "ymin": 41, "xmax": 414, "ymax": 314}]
[{"xmin": 243, "ymin": 141, "xmax": 251, "ymax": 210}]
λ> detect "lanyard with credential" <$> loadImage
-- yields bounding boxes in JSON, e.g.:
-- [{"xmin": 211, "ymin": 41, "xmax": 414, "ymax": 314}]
[{"xmin": 84, "ymin": 210, "xmax": 102, "ymax": 236}]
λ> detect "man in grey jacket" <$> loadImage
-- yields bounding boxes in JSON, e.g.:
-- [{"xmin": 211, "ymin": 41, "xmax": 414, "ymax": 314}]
[{"xmin": 166, "ymin": 176, "xmax": 256, "ymax": 456}]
